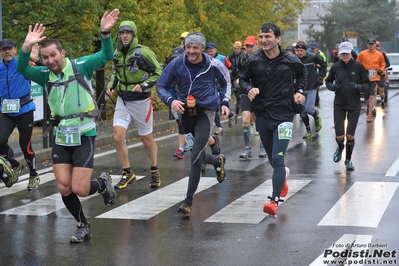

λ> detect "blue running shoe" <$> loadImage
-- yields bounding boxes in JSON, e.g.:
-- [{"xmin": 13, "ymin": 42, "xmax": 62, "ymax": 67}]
[{"xmin": 333, "ymin": 147, "xmax": 342, "ymax": 163}]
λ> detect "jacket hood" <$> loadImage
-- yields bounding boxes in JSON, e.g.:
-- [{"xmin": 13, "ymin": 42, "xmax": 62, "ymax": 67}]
[{"xmin": 116, "ymin": 21, "xmax": 138, "ymax": 50}]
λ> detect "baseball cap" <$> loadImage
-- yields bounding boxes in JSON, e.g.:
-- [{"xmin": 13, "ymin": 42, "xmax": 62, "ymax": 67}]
[
  {"xmin": 0, "ymin": 38, "xmax": 16, "ymax": 50},
  {"xmin": 244, "ymin": 36, "xmax": 258, "ymax": 45},
  {"xmin": 367, "ymin": 38, "xmax": 376, "ymax": 44},
  {"xmin": 295, "ymin": 41, "xmax": 307, "ymax": 51},
  {"xmin": 205, "ymin": 42, "xmax": 218, "ymax": 49},
  {"xmin": 338, "ymin": 41, "xmax": 353, "ymax": 54},
  {"xmin": 233, "ymin": 41, "xmax": 242, "ymax": 48},
  {"xmin": 180, "ymin": 32, "xmax": 189, "ymax": 38},
  {"xmin": 309, "ymin": 42, "xmax": 318, "ymax": 49},
  {"xmin": 286, "ymin": 45, "xmax": 296, "ymax": 53},
  {"xmin": 172, "ymin": 46, "xmax": 184, "ymax": 56}
]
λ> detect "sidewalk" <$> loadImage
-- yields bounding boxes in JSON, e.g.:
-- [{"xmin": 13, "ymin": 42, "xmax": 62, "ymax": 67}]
[{"xmin": 10, "ymin": 108, "xmax": 177, "ymax": 165}]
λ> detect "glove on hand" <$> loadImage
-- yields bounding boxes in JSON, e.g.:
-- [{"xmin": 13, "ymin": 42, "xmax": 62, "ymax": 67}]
[
  {"xmin": 348, "ymin": 82, "xmax": 358, "ymax": 91},
  {"xmin": 328, "ymin": 84, "xmax": 339, "ymax": 91}
]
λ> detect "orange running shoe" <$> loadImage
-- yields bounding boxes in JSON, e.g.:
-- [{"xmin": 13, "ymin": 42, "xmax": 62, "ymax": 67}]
[
  {"xmin": 263, "ymin": 200, "xmax": 278, "ymax": 215},
  {"xmin": 280, "ymin": 167, "xmax": 290, "ymax": 197}
]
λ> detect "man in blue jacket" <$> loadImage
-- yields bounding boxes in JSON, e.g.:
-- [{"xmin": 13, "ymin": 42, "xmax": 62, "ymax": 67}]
[
  {"xmin": 0, "ymin": 38, "xmax": 40, "ymax": 189},
  {"xmin": 156, "ymin": 32, "xmax": 230, "ymax": 217}
]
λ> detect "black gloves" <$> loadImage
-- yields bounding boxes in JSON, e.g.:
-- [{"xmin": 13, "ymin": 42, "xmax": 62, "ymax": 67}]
[
  {"xmin": 328, "ymin": 84, "xmax": 339, "ymax": 91},
  {"xmin": 348, "ymin": 82, "xmax": 358, "ymax": 90}
]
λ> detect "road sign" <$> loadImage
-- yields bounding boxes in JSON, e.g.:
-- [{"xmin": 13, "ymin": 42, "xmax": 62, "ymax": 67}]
[
  {"xmin": 31, "ymin": 82, "xmax": 44, "ymax": 122},
  {"xmin": 343, "ymin": 31, "xmax": 359, "ymax": 38}
]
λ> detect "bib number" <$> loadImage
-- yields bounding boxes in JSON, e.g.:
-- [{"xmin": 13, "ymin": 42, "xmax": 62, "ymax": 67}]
[
  {"xmin": 184, "ymin": 133, "xmax": 195, "ymax": 150},
  {"xmin": 55, "ymin": 127, "xmax": 81, "ymax": 146},
  {"xmin": 368, "ymin": 70, "xmax": 376, "ymax": 78},
  {"xmin": 278, "ymin": 122, "xmax": 293, "ymax": 140},
  {"xmin": 2, "ymin": 99, "xmax": 20, "ymax": 113}
]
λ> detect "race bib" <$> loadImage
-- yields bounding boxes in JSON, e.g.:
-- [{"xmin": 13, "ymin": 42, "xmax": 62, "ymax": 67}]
[
  {"xmin": 368, "ymin": 70, "xmax": 376, "ymax": 78},
  {"xmin": 184, "ymin": 133, "xmax": 195, "ymax": 150},
  {"xmin": 278, "ymin": 122, "xmax": 293, "ymax": 140},
  {"xmin": 2, "ymin": 99, "xmax": 20, "ymax": 113},
  {"xmin": 55, "ymin": 127, "xmax": 81, "ymax": 146}
]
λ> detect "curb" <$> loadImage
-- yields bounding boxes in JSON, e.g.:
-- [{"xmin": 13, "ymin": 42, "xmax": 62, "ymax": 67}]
[{"xmin": 19, "ymin": 119, "xmax": 178, "ymax": 165}]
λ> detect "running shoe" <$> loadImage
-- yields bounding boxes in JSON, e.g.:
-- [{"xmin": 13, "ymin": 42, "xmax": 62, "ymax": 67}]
[
  {"xmin": 183, "ymin": 142, "xmax": 191, "ymax": 152},
  {"xmin": 215, "ymin": 154, "xmax": 226, "ymax": 183},
  {"xmin": 70, "ymin": 222, "xmax": 91, "ymax": 243},
  {"xmin": 149, "ymin": 169, "xmax": 161, "ymax": 188},
  {"xmin": 367, "ymin": 114, "xmax": 372, "ymax": 123},
  {"xmin": 214, "ymin": 127, "xmax": 223, "ymax": 135},
  {"xmin": 344, "ymin": 160, "xmax": 355, "ymax": 171},
  {"xmin": 239, "ymin": 148, "xmax": 252, "ymax": 159},
  {"xmin": 27, "ymin": 173, "xmax": 41, "ymax": 190},
  {"xmin": 280, "ymin": 167, "xmax": 290, "ymax": 197},
  {"xmin": 333, "ymin": 147, "xmax": 343, "ymax": 163},
  {"xmin": 302, "ymin": 132, "xmax": 313, "ymax": 140},
  {"xmin": 0, "ymin": 157, "xmax": 18, "ymax": 188},
  {"xmin": 13, "ymin": 163, "xmax": 24, "ymax": 177},
  {"xmin": 178, "ymin": 200, "xmax": 192, "ymax": 217},
  {"xmin": 98, "ymin": 172, "xmax": 116, "ymax": 206},
  {"xmin": 263, "ymin": 200, "xmax": 278, "ymax": 216},
  {"xmin": 173, "ymin": 149, "xmax": 185, "ymax": 159},
  {"xmin": 210, "ymin": 135, "xmax": 220, "ymax": 155},
  {"xmin": 228, "ymin": 112, "xmax": 236, "ymax": 128},
  {"xmin": 315, "ymin": 116, "xmax": 322, "ymax": 132},
  {"xmin": 250, "ymin": 124, "xmax": 258, "ymax": 135},
  {"xmin": 114, "ymin": 171, "xmax": 136, "ymax": 190},
  {"xmin": 259, "ymin": 144, "xmax": 266, "ymax": 158},
  {"xmin": 381, "ymin": 99, "xmax": 386, "ymax": 109}
]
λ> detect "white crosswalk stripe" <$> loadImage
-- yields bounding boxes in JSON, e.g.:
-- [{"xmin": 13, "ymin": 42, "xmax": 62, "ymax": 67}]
[
  {"xmin": 318, "ymin": 181, "xmax": 399, "ymax": 227},
  {"xmin": 205, "ymin": 179, "xmax": 311, "ymax": 224},
  {"xmin": 0, "ymin": 174, "xmax": 145, "ymax": 216},
  {"xmin": 96, "ymin": 176, "xmax": 219, "ymax": 220}
]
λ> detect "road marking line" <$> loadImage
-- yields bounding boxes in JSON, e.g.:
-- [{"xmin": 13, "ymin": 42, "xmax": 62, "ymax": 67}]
[
  {"xmin": 96, "ymin": 177, "xmax": 219, "ymax": 220},
  {"xmin": 318, "ymin": 181, "xmax": 398, "ymax": 227},
  {"xmin": 0, "ymin": 175, "xmax": 145, "ymax": 216},
  {"xmin": 0, "ymin": 133, "xmax": 177, "ymax": 191},
  {"xmin": 309, "ymin": 234, "xmax": 373, "ymax": 266},
  {"xmin": 205, "ymin": 179, "xmax": 311, "ymax": 224},
  {"xmin": 386, "ymin": 157, "xmax": 399, "ymax": 176}
]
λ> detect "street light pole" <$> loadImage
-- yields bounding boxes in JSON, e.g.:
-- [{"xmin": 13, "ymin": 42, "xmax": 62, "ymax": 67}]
[{"xmin": 0, "ymin": 0, "xmax": 2, "ymax": 41}]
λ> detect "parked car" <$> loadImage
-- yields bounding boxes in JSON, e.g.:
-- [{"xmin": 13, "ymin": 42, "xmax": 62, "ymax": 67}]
[{"xmin": 386, "ymin": 53, "xmax": 399, "ymax": 88}]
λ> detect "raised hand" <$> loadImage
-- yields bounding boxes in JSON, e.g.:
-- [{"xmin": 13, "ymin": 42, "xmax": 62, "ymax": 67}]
[
  {"xmin": 100, "ymin": 8, "xmax": 120, "ymax": 32},
  {"xmin": 22, "ymin": 23, "xmax": 46, "ymax": 53},
  {"xmin": 30, "ymin": 43, "xmax": 40, "ymax": 62}
]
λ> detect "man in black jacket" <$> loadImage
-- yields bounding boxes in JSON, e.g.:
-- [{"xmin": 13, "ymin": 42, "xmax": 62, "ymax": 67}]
[
  {"xmin": 239, "ymin": 23, "xmax": 306, "ymax": 216},
  {"xmin": 295, "ymin": 41, "xmax": 327, "ymax": 140},
  {"xmin": 228, "ymin": 41, "xmax": 246, "ymax": 116}
]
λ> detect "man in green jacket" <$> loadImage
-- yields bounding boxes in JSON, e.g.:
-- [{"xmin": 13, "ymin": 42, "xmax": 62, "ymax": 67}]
[
  {"xmin": 17, "ymin": 9, "xmax": 120, "ymax": 243},
  {"xmin": 106, "ymin": 21, "xmax": 162, "ymax": 190}
]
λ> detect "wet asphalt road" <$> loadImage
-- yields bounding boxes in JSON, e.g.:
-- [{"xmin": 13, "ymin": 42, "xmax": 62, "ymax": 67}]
[{"xmin": 1, "ymin": 89, "xmax": 399, "ymax": 266}]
